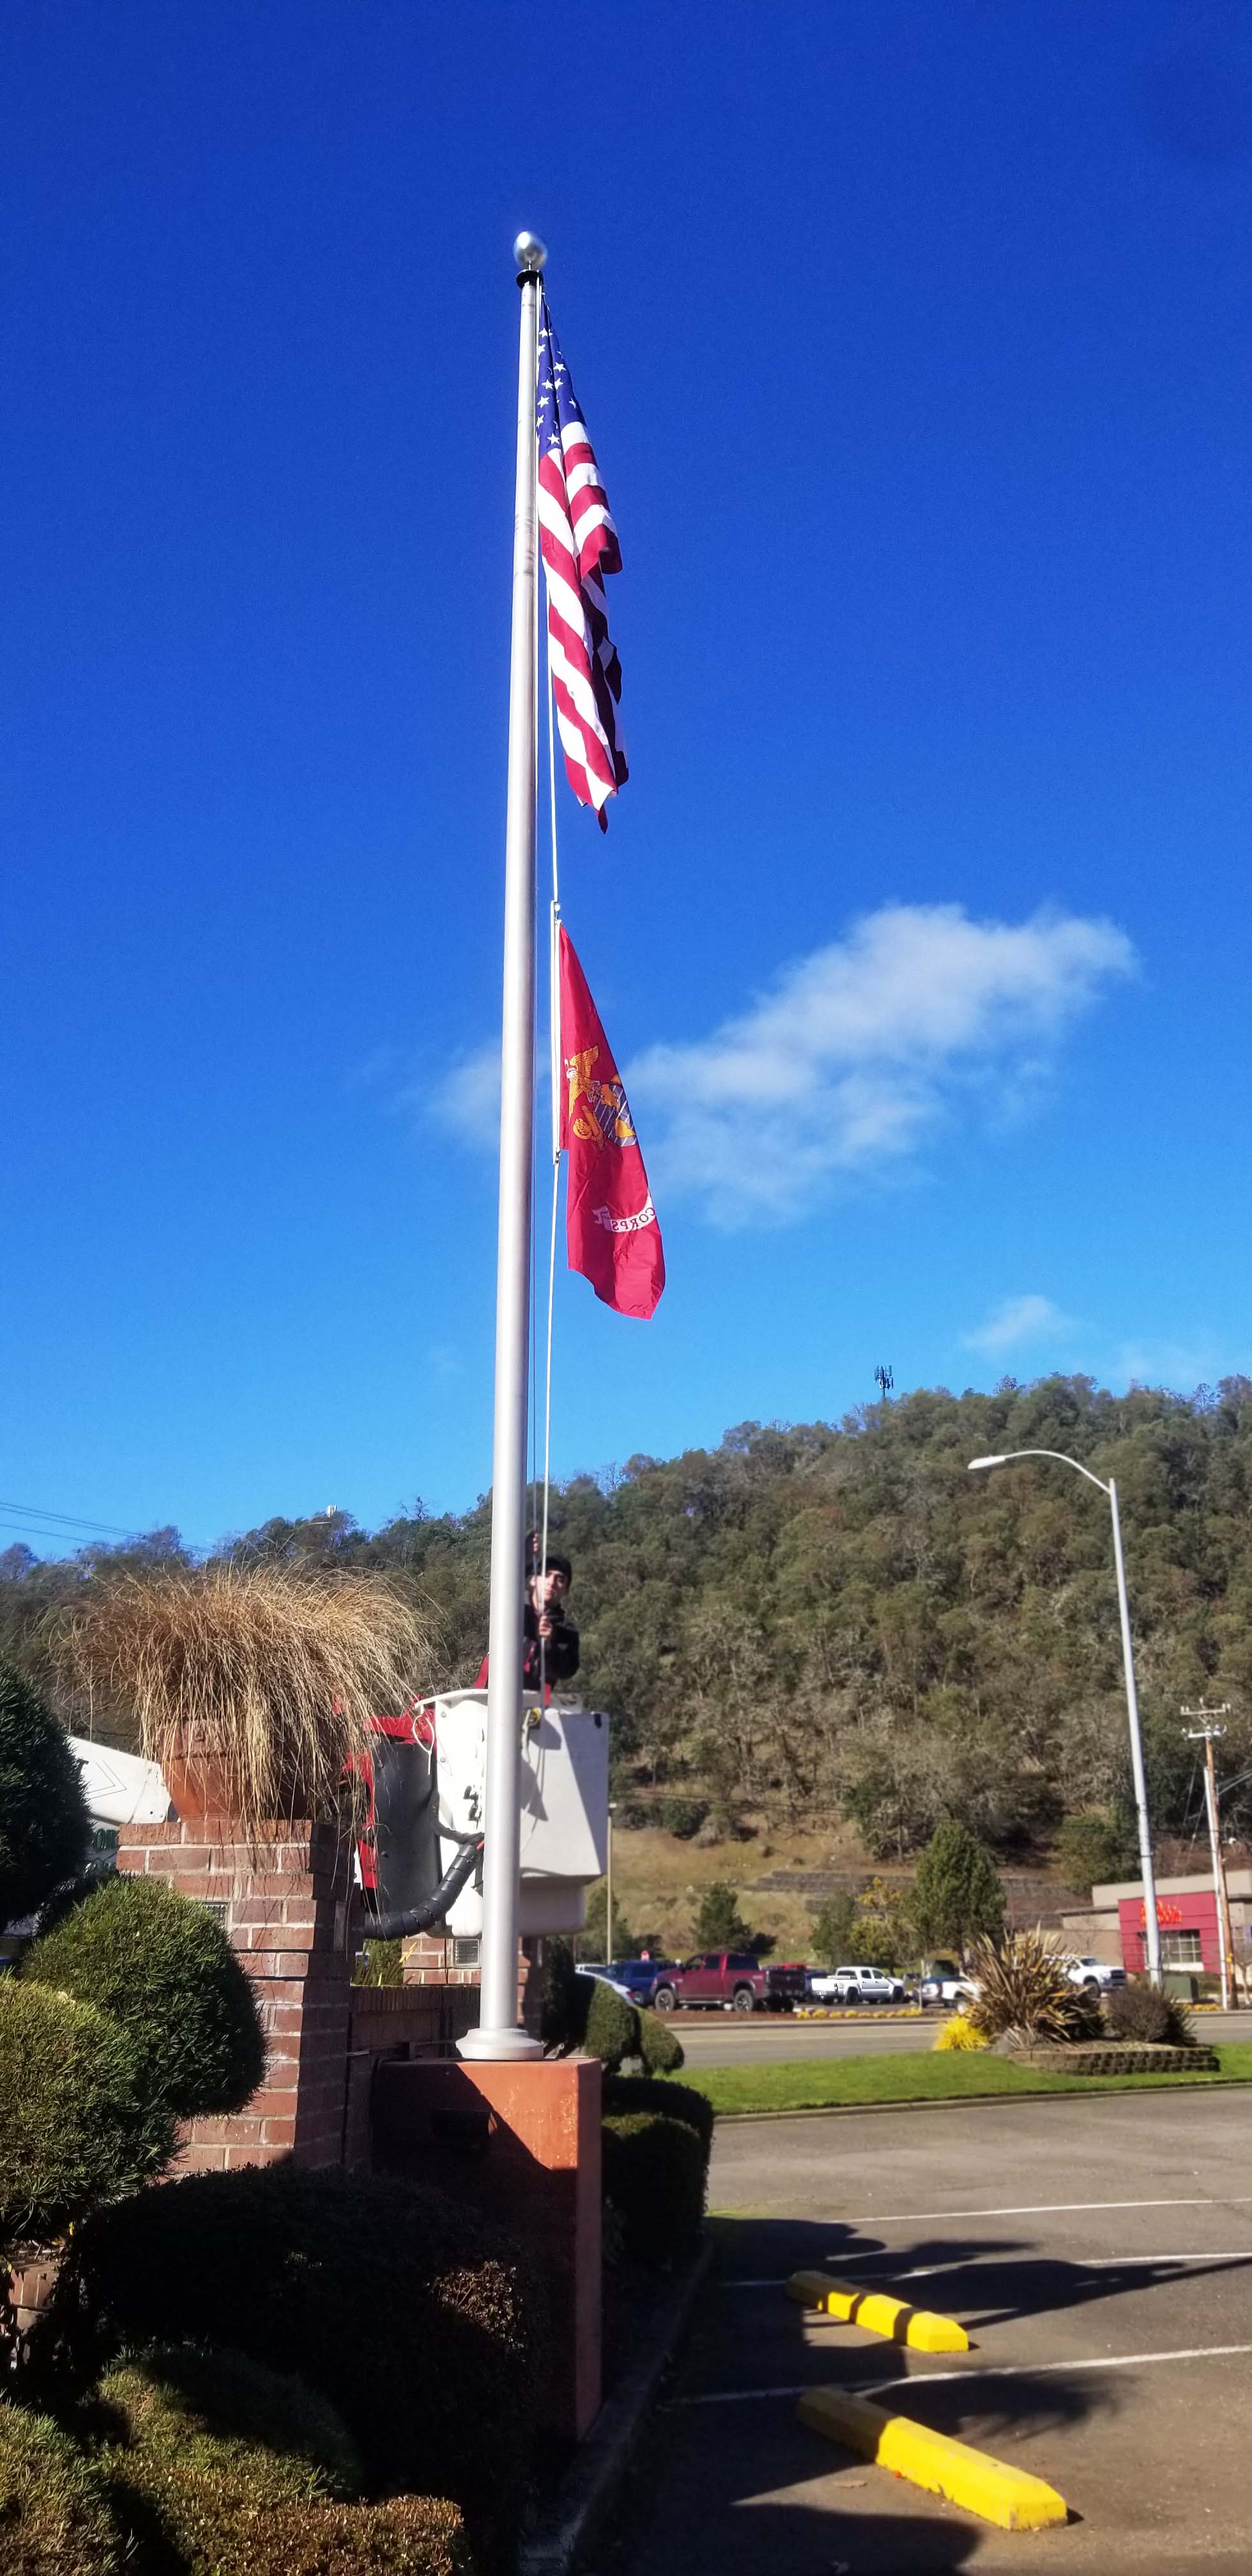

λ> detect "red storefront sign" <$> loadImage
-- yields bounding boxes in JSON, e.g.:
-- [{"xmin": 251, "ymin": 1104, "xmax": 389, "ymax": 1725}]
[{"xmin": 1117, "ymin": 1889, "xmax": 1218, "ymax": 1974}]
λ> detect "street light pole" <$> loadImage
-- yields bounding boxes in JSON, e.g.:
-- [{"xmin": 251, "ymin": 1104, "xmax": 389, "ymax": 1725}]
[{"xmin": 968, "ymin": 1448, "xmax": 1163, "ymax": 1986}]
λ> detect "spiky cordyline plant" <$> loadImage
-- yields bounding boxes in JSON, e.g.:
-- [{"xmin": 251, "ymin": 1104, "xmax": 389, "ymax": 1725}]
[
  {"xmin": 56, "ymin": 1566, "xmax": 434, "ymax": 1830},
  {"xmin": 965, "ymin": 1928, "xmax": 1101, "ymax": 2048}
]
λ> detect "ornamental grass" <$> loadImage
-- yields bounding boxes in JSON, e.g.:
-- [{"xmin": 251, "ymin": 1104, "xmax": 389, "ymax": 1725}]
[
  {"xmin": 965, "ymin": 1927, "xmax": 1101, "ymax": 2049},
  {"xmin": 54, "ymin": 1566, "xmax": 432, "ymax": 1830}
]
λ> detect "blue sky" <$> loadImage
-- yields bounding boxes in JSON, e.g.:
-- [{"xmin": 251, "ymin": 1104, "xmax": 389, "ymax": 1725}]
[{"xmin": 3, "ymin": 1, "xmax": 1249, "ymax": 1556}]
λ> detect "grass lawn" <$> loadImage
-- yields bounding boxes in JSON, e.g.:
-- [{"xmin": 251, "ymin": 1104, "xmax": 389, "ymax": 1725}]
[{"xmin": 682, "ymin": 2041, "xmax": 1252, "ymax": 2117}]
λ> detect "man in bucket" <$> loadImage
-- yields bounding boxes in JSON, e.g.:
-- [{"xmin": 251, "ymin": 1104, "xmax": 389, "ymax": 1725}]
[{"xmin": 476, "ymin": 1532, "xmax": 580, "ymax": 1697}]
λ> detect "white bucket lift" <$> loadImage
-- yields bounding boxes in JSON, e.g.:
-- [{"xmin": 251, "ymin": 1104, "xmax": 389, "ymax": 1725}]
[
  {"xmin": 431, "ymin": 1689, "xmax": 609, "ymax": 1936},
  {"xmin": 364, "ymin": 1687, "xmax": 609, "ymax": 1940}
]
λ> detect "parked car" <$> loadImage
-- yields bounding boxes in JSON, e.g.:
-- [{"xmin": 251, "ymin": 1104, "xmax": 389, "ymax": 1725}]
[
  {"xmin": 1063, "ymin": 1954, "xmax": 1127, "ymax": 1994},
  {"xmin": 650, "ymin": 1951, "xmax": 807, "ymax": 2014},
  {"xmin": 919, "ymin": 1969, "xmax": 979, "ymax": 2009},
  {"xmin": 577, "ymin": 1964, "xmax": 637, "ymax": 2002},
  {"xmin": 604, "ymin": 1958, "xmax": 682, "ymax": 2007},
  {"xmin": 807, "ymin": 1963, "xmax": 908, "ymax": 2006}
]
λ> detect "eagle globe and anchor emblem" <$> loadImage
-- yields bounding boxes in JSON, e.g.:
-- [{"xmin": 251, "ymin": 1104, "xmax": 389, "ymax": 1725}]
[{"xmin": 564, "ymin": 1045, "xmax": 657, "ymax": 1234}]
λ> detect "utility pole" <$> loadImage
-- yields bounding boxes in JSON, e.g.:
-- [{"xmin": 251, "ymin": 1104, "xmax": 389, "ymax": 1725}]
[{"xmin": 1182, "ymin": 1704, "xmax": 1237, "ymax": 2011}]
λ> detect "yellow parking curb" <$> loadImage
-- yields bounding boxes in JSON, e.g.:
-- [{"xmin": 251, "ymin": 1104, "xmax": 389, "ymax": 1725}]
[
  {"xmin": 788, "ymin": 2269, "xmax": 970, "ymax": 2352},
  {"xmin": 797, "ymin": 2386, "xmax": 1068, "ymax": 2529}
]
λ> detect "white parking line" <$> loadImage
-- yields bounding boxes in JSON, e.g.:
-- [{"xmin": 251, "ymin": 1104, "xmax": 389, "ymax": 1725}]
[
  {"xmin": 832, "ymin": 2195, "xmax": 1252, "ymax": 2224},
  {"xmin": 674, "ymin": 2342, "xmax": 1252, "ymax": 2406},
  {"xmin": 722, "ymin": 2247, "xmax": 1252, "ymax": 2290}
]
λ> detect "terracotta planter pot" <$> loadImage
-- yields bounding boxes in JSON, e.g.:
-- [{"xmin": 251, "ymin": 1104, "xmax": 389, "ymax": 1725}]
[{"xmin": 163, "ymin": 1738, "xmax": 238, "ymax": 1821}]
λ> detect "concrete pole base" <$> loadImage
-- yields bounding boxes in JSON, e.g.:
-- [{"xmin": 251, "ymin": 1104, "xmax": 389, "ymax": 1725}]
[{"xmin": 457, "ymin": 2025, "xmax": 544, "ymax": 2062}]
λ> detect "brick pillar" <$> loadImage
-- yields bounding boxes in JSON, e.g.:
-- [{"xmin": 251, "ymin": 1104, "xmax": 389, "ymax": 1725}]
[{"xmin": 116, "ymin": 1817, "xmax": 353, "ymax": 2174}]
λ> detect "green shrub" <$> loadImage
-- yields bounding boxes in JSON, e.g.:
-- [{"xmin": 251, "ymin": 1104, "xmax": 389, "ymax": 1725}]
[
  {"xmin": 0, "ymin": 2399, "xmax": 120, "ymax": 2574},
  {"xmin": 91, "ymin": 2342, "xmax": 361, "ymax": 2496},
  {"xmin": 577, "ymin": 1973, "xmax": 639, "ymax": 2073},
  {"xmin": 24, "ymin": 1874, "xmax": 264, "ymax": 2122},
  {"xmin": 636, "ymin": 2007, "xmax": 684, "ymax": 2074},
  {"xmin": 602, "ymin": 2112, "xmax": 706, "ymax": 2266},
  {"xmin": 93, "ymin": 2346, "xmax": 465, "ymax": 2573},
  {"xmin": 539, "ymin": 1936, "xmax": 580, "ymax": 2046},
  {"xmin": 49, "ymin": 2165, "xmax": 540, "ymax": 2568},
  {"xmin": 1106, "ymin": 1981, "xmax": 1195, "ymax": 2047},
  {"xmin": 0, "ymin": 1662, "xmax": 90, "ymax": 1928},
  {"xmin": 0, "ymin": 1984, "xmax": 171, "ymax": 2253},
  {"xmin": 352, "ymin": 1936, "xmax": 403, "ymax": 1989},
  {"xmin": 602, "ymin": 2076, "xmax": 714, "ymax": 2169},
  {"xmin": 656, "ymin": 1797, "xmax": 707, "ymax": 1840}
]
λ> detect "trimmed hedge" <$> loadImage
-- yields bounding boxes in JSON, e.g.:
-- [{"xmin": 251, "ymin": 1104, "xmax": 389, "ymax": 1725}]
[
  {"xmin": 581, "ymin": 1974, "xmax": 638, "ymax": 2072},
  {"xmin": 0, "ymin": 1661, "xmax": 89, "ymax": 1928},
  {"xmin": 48, "ymin": 2165, "xmax": 540, "ymax": 2569},
  {"xmin": 0, "ymin": 2399, "xmax": 120, "ymax": 2575},
  {"xmin": 25, "ymin": 1874, "xmax": 264, "ymax": 2122},
  {"xmin": 0, "ymin": 1984, "xmax": 171, "ymax": 2253},
  {"xmin": 601, "ymin": 2075, "xmax": 714, "ymax": 2167},
  {"xmin": 636, "ymin": 2007, "xmax": 684, "ymax": 2075},
  {"xmin": 602, "ymin": 2112, "xmax": 706, "ymax": 2267},
  {"xmin": 92, "ymin": 2342, "xmax": 361, "ymax": 2497}
]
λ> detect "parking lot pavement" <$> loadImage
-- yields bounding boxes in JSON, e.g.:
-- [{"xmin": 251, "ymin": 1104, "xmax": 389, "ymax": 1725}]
[
  {"xmin": 605, "ymin": 2090, "xmax": 1252, "ymax": 2576},
  {"xmin": 671, "ymin": 2008, "xmax": 1250, "ymax": 2068}
]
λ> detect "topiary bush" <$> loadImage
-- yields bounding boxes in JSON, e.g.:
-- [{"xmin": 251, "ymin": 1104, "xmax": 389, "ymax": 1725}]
[
  {"xmin": 602, "ymin": 2112, "xmax": 706, "ymax": 2267},
  {"xmin": 0, "ymin": 1984, "xmax": 171, "ymax": 2255},
  {"xmin": 91, "ymin": 2345, "xmax": 468, "ymax": 2573},
  {"xmin": 44, "ymin": 2165, "xmax": 540, "ymax": 2570},
  {"xmin": 1106, "ymin": 1980, "xmax": 1195, "ymax": 2047},
  {"xmin": 90, "ymin": 2342, "xmax": 361, "ymax": 2497},
  {"xmin": 539, "ymin": 1936, "xmax": 580, "ymax": 2046},
  {"xmin": 602, "ymin": 2076, "xmax": 714, "ymax": 2172},
  {"xmin": 24, "ymin": 1873, "xmax": 264, "ymax": 2122},
  {"xmin": 0, "ymin": 2398, "xmax": 121, "ymax": 2575},
  {"xmin": 0, "ymin": 1661, "xmax": 89, "ymax": 1929},
  {"xmin": 559, "ymin": 1971, "xmax": 639, "ymax": 2073},
  {"xmin": 636, "ymin": 2007, "xmax": 684, "ymax": 2075}
]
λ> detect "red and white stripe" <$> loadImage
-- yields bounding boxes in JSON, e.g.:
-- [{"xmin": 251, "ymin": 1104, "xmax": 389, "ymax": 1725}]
[{"xmin": 537, "ymin": 406, "xmax": 627, "ymax": 828}]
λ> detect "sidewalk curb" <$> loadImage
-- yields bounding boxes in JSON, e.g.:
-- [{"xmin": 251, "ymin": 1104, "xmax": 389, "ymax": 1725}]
[
  {"xmin": 520, "ymin": 2239, "xmax": 715, "ymax": 2575},
  {"xmin": 708, "ymin": 2075, "xmax": 1252, "ymax": 2124}
]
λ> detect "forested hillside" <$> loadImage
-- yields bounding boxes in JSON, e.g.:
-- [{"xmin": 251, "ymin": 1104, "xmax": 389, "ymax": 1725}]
[{"xmin": 4, "ymin": 1374, "xmax": 1252, "ymax": 1862}]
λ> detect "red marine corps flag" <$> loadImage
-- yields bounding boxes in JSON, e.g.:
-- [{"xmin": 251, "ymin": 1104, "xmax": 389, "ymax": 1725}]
[{"xmin": 559, "ymin": 926, "xmax": 664, "ymax": 1320}]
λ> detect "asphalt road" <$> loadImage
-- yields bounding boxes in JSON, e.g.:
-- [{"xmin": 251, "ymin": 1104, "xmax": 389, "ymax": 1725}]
[
  {"xmin": 672, "ymin": 2008, "xmax": 1250, "ymax": 2068},
  {"xmin": 606, "ymin": 2088, "xmax": 1252, "ymax": 2576}
]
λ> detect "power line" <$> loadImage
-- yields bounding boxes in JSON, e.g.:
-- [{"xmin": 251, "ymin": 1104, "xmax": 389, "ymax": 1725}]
[{"xmin": 0, "ymin": 1499, "xmax": 139, "ymax": 1540}]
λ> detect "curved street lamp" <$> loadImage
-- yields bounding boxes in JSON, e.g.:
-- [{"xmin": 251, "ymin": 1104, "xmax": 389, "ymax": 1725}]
[{"xmin": 968, "ymin": 1449, "xmax": 1162, "ymax": 1986}]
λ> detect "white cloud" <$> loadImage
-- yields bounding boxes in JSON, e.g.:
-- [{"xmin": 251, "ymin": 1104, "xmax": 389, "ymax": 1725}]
[
  {"xmin": 962, "ymin": 1294, "xmax": 1077, "ymax": 1355},
  {"xmin": 627, "ymin": 902, "xmax": 1136, "ymax": 1225},
  {"xmin": 426, "ymin": 1042, "xmax": 501, "ymax": 1146},
  {"xmin": 1112, "ymin": 1337, "xmax": 1217, "ymax": 1392}
]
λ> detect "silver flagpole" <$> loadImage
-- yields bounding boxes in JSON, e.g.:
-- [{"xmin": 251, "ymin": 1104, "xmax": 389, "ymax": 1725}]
[{"xmin": 459, "ymin": 231, "xmax": 547, "ymax": 2060}]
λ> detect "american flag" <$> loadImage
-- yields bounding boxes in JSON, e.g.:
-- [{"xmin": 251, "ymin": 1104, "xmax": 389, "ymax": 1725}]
[{"xmin": 536, "ymin": 298, "xmax": 627, "ymax": 829}]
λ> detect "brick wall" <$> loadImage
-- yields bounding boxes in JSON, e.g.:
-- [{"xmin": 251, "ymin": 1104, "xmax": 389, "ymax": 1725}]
[{"xmin": 117, "ymin": 1817, "xmax": 353, "ymax": 2173}]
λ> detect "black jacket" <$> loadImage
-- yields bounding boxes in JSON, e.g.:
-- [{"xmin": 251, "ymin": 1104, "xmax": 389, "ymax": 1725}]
[{"xmin": 523, "ymin": 1602, "xmax": 579, "ymax": 1691}]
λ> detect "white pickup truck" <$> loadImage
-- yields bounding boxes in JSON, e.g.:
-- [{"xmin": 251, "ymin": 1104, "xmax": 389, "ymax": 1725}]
[
  {"xmin": 808, "ymin": 1963, "xmax": 908, "ymax": 2005},
  {"xmin": 1064, "ymin": 1954, "xmax": 1127, "ymax": 1994}
]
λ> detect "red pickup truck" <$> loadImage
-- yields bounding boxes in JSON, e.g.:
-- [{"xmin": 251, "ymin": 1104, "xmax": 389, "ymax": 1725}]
[{"xmin": 650, "ymin": 1951, "xmax": 806, "ymax": 2014}]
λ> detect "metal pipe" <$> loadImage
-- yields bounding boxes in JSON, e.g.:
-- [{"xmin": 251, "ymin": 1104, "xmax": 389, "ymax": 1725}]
[{"xmin": 460, "ymin": 233, "xmax": 547, "ymax": 2061}]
